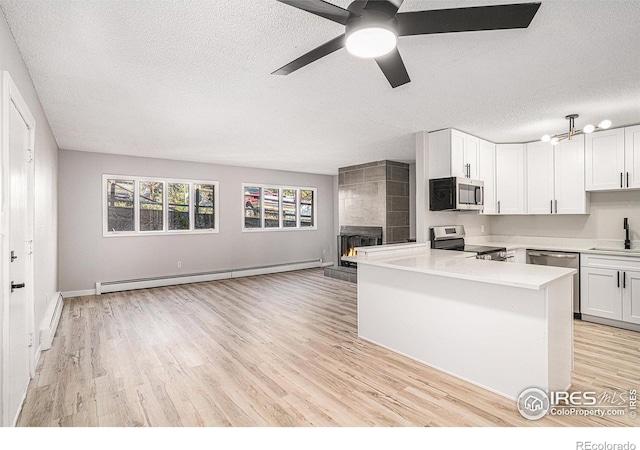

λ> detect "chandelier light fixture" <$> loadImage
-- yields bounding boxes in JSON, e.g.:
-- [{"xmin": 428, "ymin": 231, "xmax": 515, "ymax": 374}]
[{"xmin": 541, "ymin": 114, "xmax": 612, "ymax": 145}]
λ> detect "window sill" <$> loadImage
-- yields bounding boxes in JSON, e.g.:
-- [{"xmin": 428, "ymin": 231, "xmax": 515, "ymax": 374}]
[
  {"xmin": 103, "ymin": 229, "xmax": 219, "ymax": 238},
  {"xmin": 241, "ymin": 227, "xmax": 317, "ymax": 233}
]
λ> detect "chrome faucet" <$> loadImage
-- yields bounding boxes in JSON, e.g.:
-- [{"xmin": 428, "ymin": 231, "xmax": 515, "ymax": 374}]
[{"xmin": 624, "ymin": 218, "xmax": 631, "ymax": 249}]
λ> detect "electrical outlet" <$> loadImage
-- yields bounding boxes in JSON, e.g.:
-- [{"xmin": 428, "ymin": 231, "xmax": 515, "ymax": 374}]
[
  {"xmin": 322, "ymin": 249, "xmax": 326, "ymax": 255},
  {"xmin": 481, "ymin": 225, "xmax": 485, "ymax": 233},
  {"xmin": 177, "ymin": 261, "xmax": 182, "ymax": 268}
]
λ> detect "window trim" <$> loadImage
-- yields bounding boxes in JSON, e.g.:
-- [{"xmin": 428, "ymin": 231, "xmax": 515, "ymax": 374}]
[
  {"xmin": 242, "ymin": 183, "xmax": 317, "ymax": 232},
  {"xmin": 103, "ymin": 174, "xmax": 220, "ymax": 237}
]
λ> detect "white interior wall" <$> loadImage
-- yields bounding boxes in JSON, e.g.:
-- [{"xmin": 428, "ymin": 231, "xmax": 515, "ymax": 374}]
[
  {"xmin": 58, "ymin": 150, "xmax": 335, "ymax": 292},
  {"xmin": 0, "ymin": 11, "xmax": 59, "ymax": 422}
]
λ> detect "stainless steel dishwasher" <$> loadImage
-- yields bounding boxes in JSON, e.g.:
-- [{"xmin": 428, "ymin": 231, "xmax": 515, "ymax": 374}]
[{"xmin": 526, "ymin": 250, "xmax": 581, "ymax": 318}]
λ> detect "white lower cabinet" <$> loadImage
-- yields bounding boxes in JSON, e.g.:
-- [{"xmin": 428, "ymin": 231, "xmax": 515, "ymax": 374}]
[
  {"xmin": 581, "ymin": 267, "xmax": 623, "ymax": 320},
  {"xmin": 581, "ymin": 253, "xmax": 640, "ymax": 326},
  {"xmin": 622, "ymin": 270, "xmax": 640, "ymax": 324}
]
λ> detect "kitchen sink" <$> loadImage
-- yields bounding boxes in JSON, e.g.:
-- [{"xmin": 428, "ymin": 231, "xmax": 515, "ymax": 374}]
[{"xmin": 589, "ymin": 247, "xmax": 640, "ymax": 253}]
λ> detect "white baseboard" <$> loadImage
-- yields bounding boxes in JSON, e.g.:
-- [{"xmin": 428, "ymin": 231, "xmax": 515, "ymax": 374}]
[
  {"xmin": 62, "ymin": 259, "xmax": 323, "ymax": 298},
  {"xmin": 321, "ymin": 261, "xmax": 335, "ymax": 267},
  {"xmin": 61, "ymin": 288, "xmax": 96, "ymax": 298},
  {"xmin": 231, "ymin": 260, "xmax": 321, "ymax": 278},
  {"xmin": 39, "ymin": 292, "xmax": 63, "ymax": 351}
]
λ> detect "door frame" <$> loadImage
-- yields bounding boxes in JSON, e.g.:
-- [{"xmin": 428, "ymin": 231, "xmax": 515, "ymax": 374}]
[{"xmin": 1, "ymin": 71, "xmax": 36, "ymax": 427}]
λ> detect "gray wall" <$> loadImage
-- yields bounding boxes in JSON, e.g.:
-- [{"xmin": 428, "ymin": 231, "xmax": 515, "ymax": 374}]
[
  {"xmin": 0, "ymin": 11, "xmax": 59, "ymax": 422},
  {"xmin": 491, "ymin": 191, "xmax": 640, "ymax": 241},
  {"xmin": 58, "ymin": 150, "xmax": 335, "ymax": 292}
]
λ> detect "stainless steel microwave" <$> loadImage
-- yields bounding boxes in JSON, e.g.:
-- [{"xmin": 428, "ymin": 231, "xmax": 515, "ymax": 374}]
[{"xmin": 429, "ymin": 177, "xmax": 484, "ymax": 211}]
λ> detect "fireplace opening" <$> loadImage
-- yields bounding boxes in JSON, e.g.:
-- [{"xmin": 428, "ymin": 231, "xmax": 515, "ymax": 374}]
[{"xmin": 338, "ymin": 226, "xmax": 383, "ymax": 267}]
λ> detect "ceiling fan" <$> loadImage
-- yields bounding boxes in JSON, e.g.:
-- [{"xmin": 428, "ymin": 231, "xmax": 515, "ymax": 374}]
[{"xmin": 273, "ymin": 0, "xmax": 541, "ymax": 88}]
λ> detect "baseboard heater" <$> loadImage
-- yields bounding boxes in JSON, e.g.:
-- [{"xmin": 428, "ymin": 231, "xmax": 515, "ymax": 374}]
[{"xmin": 95, "ymin": 259, "xmax": 322, "ymax": 295}]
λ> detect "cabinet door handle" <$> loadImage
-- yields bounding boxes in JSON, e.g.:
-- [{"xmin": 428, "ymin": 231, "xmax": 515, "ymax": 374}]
[
  {"xmin": 550, "ymin": 200, "xmax": 553, "ymax": 214},
  {"xmin": 617, "ymin": 271, "xmax": 620, "ymax": 288},
  {"xmin": 497, "ymin": 200, "xmax": 501, "ymax": 214},
  {"xmin": 621, "ymin": 172, "xmax": 623, "ymax": 188},
  {"xmin": 554, "ymin": 199, "xmax": 558, "ymax": 214},
  {"xmin": 627, "ymin": 172, "xmax": 630, "ymax": 188},
  {"xmin": 623, "ymin": 271, "xmax": 626, "ymax": 289}
]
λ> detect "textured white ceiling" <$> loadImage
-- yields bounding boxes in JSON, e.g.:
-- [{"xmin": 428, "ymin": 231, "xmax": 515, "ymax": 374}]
[{"xmin": 1, "ymin": 0, "xmax": 639, "ymax": 175}]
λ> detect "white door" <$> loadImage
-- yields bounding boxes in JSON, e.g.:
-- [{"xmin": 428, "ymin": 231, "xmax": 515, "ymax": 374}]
[
  {"xmin": 526, "ymin": 141, "xmax": 554, "ymax": 214},
  {"xmin": 585, "ymin": 128, "xmax": 625, "ymax": 191},
  {"xmin": 495, "ymin": 144, "xmax": 526, "ymax": 214},
  {"xmin": 622, "ymin": 270, "xmax": 640, "ymax": 325},
  {"xmin": 625, "ymin": 125, "xmax": 640, "ymax": 189},
  {"xmin": 7, "ymin": 99, "xmax": 31, "ymax": 424},
  {"xmin": 478, "ymin": 139, "xmax": 496, "ymax": 214},
  {"xmin": 554, "ymin": 135, "xmax": 586, "ymax": 214},
  {"xmin": 581, "ymin": 267, "xmax": 622, "ymax": 320}
]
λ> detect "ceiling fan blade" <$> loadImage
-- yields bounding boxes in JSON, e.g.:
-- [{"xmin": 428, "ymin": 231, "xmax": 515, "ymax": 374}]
[
  {"xmin": 363, "ymin": 0, "xmax": 405, "ymax": 17},
  {"xmin": 272, "ymin": 34, "xmax": 345, "ymax": 76},
  {"xmin": 277, "ymin": 0, "xmax": 354, "ymax": 25},
  {"xmin": 375, "ymin": 48, "xmax": 410, "ymax": 88},
  {"xmin": 396, "ymin": 2, "xmax": 541, "ymax": 37}
]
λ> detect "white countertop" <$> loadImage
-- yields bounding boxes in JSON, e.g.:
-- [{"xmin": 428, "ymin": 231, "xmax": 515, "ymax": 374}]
[
  {"xmin": 353, "ymin": 247, "xmax": 576, "ymax": 290},
  {"xmin": 465, "ymin": 235, "xmax": 640, "ymax": 258}
]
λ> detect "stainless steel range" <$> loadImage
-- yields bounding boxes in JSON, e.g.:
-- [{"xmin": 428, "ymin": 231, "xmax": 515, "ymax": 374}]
[{"xmin": 430, "ymin": 225, "xmax": 507, "ymax": 261}]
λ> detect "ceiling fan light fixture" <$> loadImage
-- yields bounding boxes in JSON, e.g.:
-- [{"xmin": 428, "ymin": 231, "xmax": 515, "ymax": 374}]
[
  {"xmin": 541, "ymin": 134, "xmax": 551, "ymax": 143},
  {"xmin": 583, "ymin": 124, "xmax": 595, "ymax": 134},
  {"xmin": 346, "ymin": 26, "xmax": 397, "ymax": 58}
]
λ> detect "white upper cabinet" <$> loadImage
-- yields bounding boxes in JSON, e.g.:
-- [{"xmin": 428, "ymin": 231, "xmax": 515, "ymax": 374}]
[
  {"xmin": 554, "ymin": 135, "xmax": 587, "ymax": 214},
  {"xmin": 496, "ymin": 144, "xmax": 526, "ymax": 215},
  {"xmin": 526, "ymin": 141, "xmax": 554, "ymax": 214},
  {"xmin": 585, "ymin": 128, "xmax": 625, "ymax": 190},
  {"xmin": 478, "ymin": 139, "xmax": 496, "ymax": 214},
  {"xmin": 625, "ymin": 125, "xmax": 640, "ymax": 189},
  {"xmin": 429, "ymin": 128, "xmax": 480, "ymax": 179},
  {"xmin": 526, "ymin": 136, "xmax": 587, "ymax": 215}
]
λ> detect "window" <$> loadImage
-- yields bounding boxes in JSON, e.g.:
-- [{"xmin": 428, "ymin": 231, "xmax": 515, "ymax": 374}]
[
  {"xmin": 242, "ymin": 184, "xmax": 317, "ymax": 231},
  {"xmin": 194, "ymin": 184, "xmax": 215, "ymax": 230},
  {"xmin": 263, "ymin": 187, "xmax": 280, "ymax": 228},
  {"xmin": 139, "ymin": 181, "xmax": 163, "ymax": 231},
  {"xmin": 244, "ymin": 186, "xmax": 261, "ymax": 229},
  {"xmin": 300, "ymin": 189, "xmax": 314, "ymax": 228},
  {"xmin": 282, "ymin": 189, "xmax": 297, "ymax": 228},
  {"xmin": 103, "ymin": 175, "xmax": 219, "ymax": 236},
  {"xmin": 168, "ymin": 182, "xmax": 190, "ymax": 231},
  {"xmin": 107, "ymin": 179, "xmax": 135, "ymax": 232}
]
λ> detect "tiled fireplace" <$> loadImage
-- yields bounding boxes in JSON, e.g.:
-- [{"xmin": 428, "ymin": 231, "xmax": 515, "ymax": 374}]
[{"xmin": 325, "ymin": 160, "xmax": 410, "ymax": 283}]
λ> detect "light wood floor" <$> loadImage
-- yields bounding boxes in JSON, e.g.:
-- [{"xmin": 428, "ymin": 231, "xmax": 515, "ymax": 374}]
[{"xmin": 18, "ymin": 269, "xmax": 640, "ymax": 426}]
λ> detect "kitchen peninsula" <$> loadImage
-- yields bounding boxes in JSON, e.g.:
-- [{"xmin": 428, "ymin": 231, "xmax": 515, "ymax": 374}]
[{"xmin": 353, "ymin": 244, "xmax": 576, "ymax": 400}]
